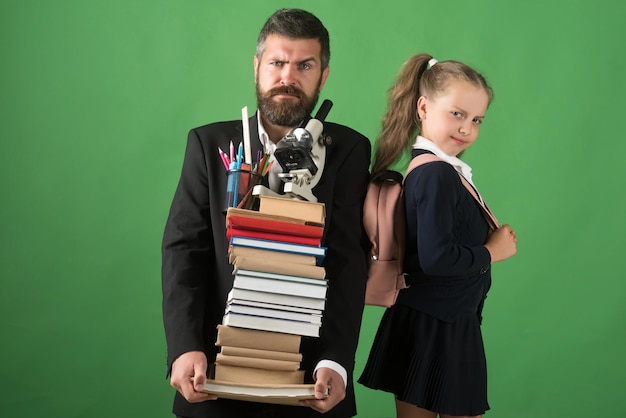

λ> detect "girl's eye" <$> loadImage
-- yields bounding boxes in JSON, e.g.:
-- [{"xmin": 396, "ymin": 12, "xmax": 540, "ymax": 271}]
[
  {"xmin": 452, "ymin": 111, "xmax": 462, "ymax": 118},
  {"xmin": 473, "ymin": 118, "xmax": 483, "ymax": 125}
]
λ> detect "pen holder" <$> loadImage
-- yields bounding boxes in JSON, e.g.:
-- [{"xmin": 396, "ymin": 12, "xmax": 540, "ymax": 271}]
[{"xmin": 224, "ymin": 169, "xmax": 263, "ymax": 212}]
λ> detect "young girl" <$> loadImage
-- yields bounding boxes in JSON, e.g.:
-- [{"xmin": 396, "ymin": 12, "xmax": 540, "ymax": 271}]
[{"xmin": 358, "ymin": 54, "xmax": 518, "ymax": 418}]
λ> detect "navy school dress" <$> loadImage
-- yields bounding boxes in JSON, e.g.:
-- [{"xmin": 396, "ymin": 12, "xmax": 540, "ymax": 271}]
[{"xmin": 358, "ymin": 149, "xmax": 493, "ymax": 416}]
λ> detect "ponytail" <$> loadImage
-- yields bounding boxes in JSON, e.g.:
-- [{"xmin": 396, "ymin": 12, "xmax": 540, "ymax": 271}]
[{"xmin": 371, "ymin": 54, "xmax": 432, "ymax": 176}]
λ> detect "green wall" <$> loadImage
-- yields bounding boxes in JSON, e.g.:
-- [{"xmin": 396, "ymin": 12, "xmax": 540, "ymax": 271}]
[{"xmin": 1, "ymin": 1, "xmax": 624, "ymax": 417}]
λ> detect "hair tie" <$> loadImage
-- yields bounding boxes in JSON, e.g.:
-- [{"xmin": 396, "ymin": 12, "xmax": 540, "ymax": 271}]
[{"xmin": 427, "ymin": 58, "xmax": 438, "ymax": 70}]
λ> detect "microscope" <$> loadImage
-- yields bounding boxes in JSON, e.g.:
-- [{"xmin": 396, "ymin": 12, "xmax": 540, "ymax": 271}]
[{"xmin": 253, "ymin": 99, "xmax": 333, "ymax": 203}]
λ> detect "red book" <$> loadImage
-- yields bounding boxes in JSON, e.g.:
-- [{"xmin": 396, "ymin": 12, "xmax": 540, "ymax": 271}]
[
  {"xmin": 226, "ymin": 213, "xmax": 324, "ymax": 239},
  {"xmin": 226, "ymin": 227, "xmax": 321, "ymax": 247}
]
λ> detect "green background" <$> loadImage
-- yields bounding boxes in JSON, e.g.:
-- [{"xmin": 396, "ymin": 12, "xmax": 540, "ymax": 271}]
[{"xmin": 1, "ymin": 0, "xmax": 624, "ymax": 417}]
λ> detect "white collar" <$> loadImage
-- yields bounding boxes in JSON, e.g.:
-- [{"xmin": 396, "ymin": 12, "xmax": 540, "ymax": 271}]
[
  {"xmin": 257, "ymin": 111, "xmax": 276, "ymax": 154},
  {"xmin": 412, "ymin": 135, "xmax": 475, "ymax": 185},
  {"xmin": 256, "ymin": 111, "xmax": 284, "ymax": 191}
]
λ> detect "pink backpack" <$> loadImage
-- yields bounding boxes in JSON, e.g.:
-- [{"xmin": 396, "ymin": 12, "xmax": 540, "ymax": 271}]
[{"xmin": 363, "ymin": 154, "xmax": 498, "ymax": 307}]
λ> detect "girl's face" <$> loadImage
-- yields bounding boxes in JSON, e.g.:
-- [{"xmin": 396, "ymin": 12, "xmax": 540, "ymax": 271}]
[{"xmin": 417, "ymin": 80, "xmax": 489, "ymax": 157}]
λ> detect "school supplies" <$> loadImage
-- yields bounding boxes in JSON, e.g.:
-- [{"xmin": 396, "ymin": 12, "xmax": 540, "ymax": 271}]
[
  {"xmin": 362, "ymin": 166, "xmax": 414, "ymax": 308},
  {"xmin": 242, "ymin": 106, "xmax": 252, "ymax": 165},
  {"xmin": 223, "ymin": 149, "xmax": 273, "ymax": 211}
]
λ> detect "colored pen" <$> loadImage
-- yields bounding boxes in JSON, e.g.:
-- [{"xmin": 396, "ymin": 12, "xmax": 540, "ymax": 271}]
[
  {"xmin": 258, "ymin": 152, "xmax": 269, "ymax": 175},
  {"xmin": 236, "ymin": 142, "xmax": 243, "ymax": 169},
  {"xmin": 218, "ymin": 147, "xmax": 230, "ymax": 170}
]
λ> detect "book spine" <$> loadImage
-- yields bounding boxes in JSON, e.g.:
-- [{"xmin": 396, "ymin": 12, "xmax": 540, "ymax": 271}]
[
  {"xmin": 215, "ymin": 325, "xmax": 302, "ymax": 353},
  {"xmin": 235, "ymin": 268, "xmax": 326, "ymax": 285},
  {"xmin": 215, "ymin": 353, "xmax": 300, "ymax": 371},
  {"xmin": 227, "ymin": 214, "xmax": 324, "ymax": 238},
  {"xmin": 223, "ymin": 313, "xmax": 321, "ymax": 337},
  {"xmin": 228, "ymin": 246, "xmax": 317, "ymax": 266},
  {"xmin": 226, "ymin": 296, "xmax": 323, "ymax": 315},
  {"xmin": 258, "ymin": 195, "xmax": 325, "ymax": 224},
  {"xmin": 232, "ymin": 256, "xmax": 325, "ymax": 279},
  {"xmin": 230, "ymin": 237, "xmax": 326, "ymax": 261},
  {"xmin": 219, "ymin": 346, "xmax": 303, "ymax": 362},
  {"xmin": 214, "ymin": 363, "xmax": 305, "ymax": 385},
  {"xmin": 226, "ymin": 304, "xmax": 323, "ymax": 324},
  {"xmin": 233, "ymin": 276, "xmax": 328, "ymax": 299},
  {"xmin": 227, "ymin": 227, "xmax": 321, "ymax": 246},
  {"xmin": 229, "ymin": 288, "xmax": 326, "ymax": 311},
  {"xmin": 226, "ymin": 207, "xmax": 323, "ymax": 227}
]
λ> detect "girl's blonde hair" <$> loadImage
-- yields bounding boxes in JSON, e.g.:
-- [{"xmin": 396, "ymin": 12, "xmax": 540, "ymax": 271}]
[{"xmin": 371, "ymin": 53, "xmax": 494, "ymax": 177}]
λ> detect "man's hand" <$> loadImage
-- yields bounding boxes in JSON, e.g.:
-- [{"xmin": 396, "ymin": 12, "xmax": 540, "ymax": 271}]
[
  {"xmin": 169, "ymin": 351, "xmax": 216, "ymax": 403},
  {"xmin": 300, "ymin": 367, "xmax": 346, "ymax": 413}
]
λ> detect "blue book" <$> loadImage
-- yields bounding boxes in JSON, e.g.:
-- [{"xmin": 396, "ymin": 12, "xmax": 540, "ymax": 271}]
[{"xmin": 229, "ymin": 236, "xmax": 326, "ymax": 263}]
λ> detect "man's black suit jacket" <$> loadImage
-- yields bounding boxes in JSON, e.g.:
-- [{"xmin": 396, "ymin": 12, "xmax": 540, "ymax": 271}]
[{"xmin": 162, "ymin": 114, "xmax": 371, "ymax": 417}]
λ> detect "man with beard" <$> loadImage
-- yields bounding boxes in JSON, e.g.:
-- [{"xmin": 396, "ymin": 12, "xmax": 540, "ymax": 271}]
[{"xmin": 161, "ymin": 8, "xmax": 371, "ymax": 418}]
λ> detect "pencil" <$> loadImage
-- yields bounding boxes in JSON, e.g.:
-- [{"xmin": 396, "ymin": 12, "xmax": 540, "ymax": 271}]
[{"xmin": 218, "ymin": 147, "xmax": 230, "ymax": 170}]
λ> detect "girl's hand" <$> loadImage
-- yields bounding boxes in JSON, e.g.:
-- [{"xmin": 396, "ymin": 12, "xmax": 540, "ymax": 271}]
[{"xmin": 485, "ymin": 224, "xmax": 518, "ymax": 263}]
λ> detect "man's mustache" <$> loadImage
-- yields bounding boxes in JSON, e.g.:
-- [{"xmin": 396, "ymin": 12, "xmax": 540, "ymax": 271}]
[{"xmin": 268, "ymin": 86, "xmax": 304, "ymax": 99}]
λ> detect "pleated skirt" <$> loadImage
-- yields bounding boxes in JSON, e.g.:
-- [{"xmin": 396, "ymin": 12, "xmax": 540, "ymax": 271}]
[{"xmin": 358, "ymin": 304, "xmax": 490, "ymax": 416}]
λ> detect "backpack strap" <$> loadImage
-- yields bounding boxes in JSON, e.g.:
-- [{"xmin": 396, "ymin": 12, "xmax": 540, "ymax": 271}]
[
  {"xmin": 456, "ymin": 173, "xmax": 499, "ymax": 230},
  {"xmin": 404, "ymin": 153, "xmax": 499, "ymax": 230}
]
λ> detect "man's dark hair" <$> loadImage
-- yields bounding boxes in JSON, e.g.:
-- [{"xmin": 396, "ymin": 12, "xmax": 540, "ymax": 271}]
[{"xmin": 256, "ymin": 8, "xmax": 330, "ymax": 69}]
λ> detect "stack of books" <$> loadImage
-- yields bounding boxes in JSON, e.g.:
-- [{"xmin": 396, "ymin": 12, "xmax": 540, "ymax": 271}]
[
  {"xmin": 213, "ymin": 324, "xmax": 304, "ymax": 384},
  {"xmin": 225, "ymin": 195, "xmax": 327, "ymax": 340},
  {"xmin": 201, "ymin": 196, "xmax": 328, "ymax": 404}
]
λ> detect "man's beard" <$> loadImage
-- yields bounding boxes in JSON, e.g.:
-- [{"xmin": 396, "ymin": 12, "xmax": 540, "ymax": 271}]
[{"xmin": 256, "ymin": 83, "xmax": 320, "ymax": 127}]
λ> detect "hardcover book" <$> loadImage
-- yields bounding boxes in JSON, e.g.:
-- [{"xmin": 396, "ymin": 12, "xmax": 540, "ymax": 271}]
[
  {"xmin": 226, "ymin": 298, "xmax": 322, "ymax": 316},
  {"xmin": 226, "ymin": 208, "xmax": 325, "ymax": 232},
  {"xmin": 257, "ymin": 195, "xmax": 326, "ymax": 224},
  {"xmin": 226, "ymin": 302, "xmax": 323, "ymax": 325},
  {"xmin": 229, "ymin": 236, "xmax": 326, "ymax": 262},
  {"xmin": 226, "ymin": 207, "xmax": 324, "ymax": 228},
  {"xmin": 219, "ymin": 345, "xmax": 303, "ymax": 362},
  {"xmin": 214, "ymin": 363, "xmax": 305, "ymax": 385},
  {"xmin": 231, "ymin": 256, "xmax": 325, "ymax": 279},
  {"xmin": 227, "ymin": 226, "xmax": 321, "ymax": 247},
  {"xmin": 215, "ymin": 353, "xmax": 300, "ymax": 371},
  {"xmin": 228, "ymin": 245, "xmax": 317, "ymax": 266},
  {"xmin": 235, "ymin": 268, "xmax": 326, "ymax": 286},
  {"xmin": 215, "ymin": 325, "xmax": 302, "ymax": 353},
  {"xmin": 199, "ymin": 379, "xmax": 325, "ymax": 406},
  {"xmin": 227, "ymin": 288, "xmax": 326, "ymax": 311},
  {"xmin": 222, "ymin": 312, "xmax": 322, "ymax": 337},
  {"xmin": 232, "ymin": 274, "xmax": 328, "ymax": 300}
]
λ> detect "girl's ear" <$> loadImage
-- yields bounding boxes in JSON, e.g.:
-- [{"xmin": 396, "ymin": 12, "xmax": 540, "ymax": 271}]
[{"xmin": 417, "ymin": 95, "xmax": 427, "ymax": 120}]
